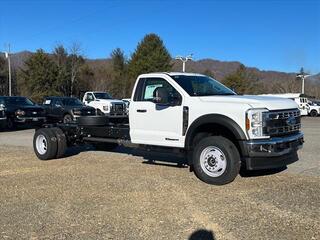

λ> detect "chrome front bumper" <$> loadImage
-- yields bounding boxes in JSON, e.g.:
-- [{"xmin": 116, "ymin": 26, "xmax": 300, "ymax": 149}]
[
  {"xmin": 245, "ymin": 132, "xmax": 304, "ymax": 157},
  {"xmin": 15, "ymin": 116, "xmax": 46, "ymax": 123}
]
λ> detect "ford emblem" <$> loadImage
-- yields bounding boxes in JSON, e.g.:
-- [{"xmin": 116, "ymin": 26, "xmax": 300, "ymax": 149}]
[
  {"xmin": 32, "ymin": 112, "xmax": 37, "ymax": 115},
  {"xmin": 286, "ymin": 116, "xmax": 296, "ymax": 126}
]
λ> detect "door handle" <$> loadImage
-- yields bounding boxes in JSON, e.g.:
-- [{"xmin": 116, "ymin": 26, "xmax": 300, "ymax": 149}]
[{"xmin": 137, "ymin": 109, "xmax": 147, "ymax": 113}]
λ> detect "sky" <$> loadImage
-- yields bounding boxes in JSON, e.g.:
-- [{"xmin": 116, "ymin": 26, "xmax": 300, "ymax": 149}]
[{"xmin": 0, "ymin": 0, "xmax": 319, "ymax": 73}]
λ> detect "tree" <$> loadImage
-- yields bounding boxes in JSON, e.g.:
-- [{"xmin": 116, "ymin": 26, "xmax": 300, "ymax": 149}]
[
  {"xmin": 0, "ymin": 56, "xmax": 7, "ymax": 95},
  {"xmin": 128, "ymin": 33, "xmax": 172, "ymax": 89},
  {"xmin": 53, "ymin": 45, "xmax": 70, "ymax": 95},
  {"xmin": 20, "ymin": 49, "xmax": 59, "ymax": 102},
  {"xmin": 222, "ymin": 64, "xmax": 261, "ymax": 94},
  {"xmin": 203, "ymin": 69, "xmax": 216, "ymax": 79},
  {"xmin": 110, "ymin": 48, "xmax": 128, "ymax": 98},
  {"xmin": 69, "ymin": 43, "xmax": 85, "ymax": 96}
]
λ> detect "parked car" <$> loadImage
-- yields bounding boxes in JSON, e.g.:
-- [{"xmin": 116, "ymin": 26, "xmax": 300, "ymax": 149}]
[
  {"xmin": 307, "ymin": 102, "xmax": 320, "ymax": 117},
  {"xmin": 0, "ymin": 96, "xmax": 46, "ymax": 129},
  {"xmin": 43, "ymin": 96, "xmax": 97, "ymax": 123},
  {"xmin": 82, "ymin": 91, "xmax": 127, "ymax": 119},
  {"xmin": 33, "ymin": 72, "xmax": 304, "ymax": 185},
  {"xmin": 0, "ymin": 103, "xmax": 6, "ymax": 129}
]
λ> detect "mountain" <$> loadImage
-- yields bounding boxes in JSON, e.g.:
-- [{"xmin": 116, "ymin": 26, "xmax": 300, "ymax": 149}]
[{"xmin": 2, "ymin": 51, "xmax": 319, "ymax": 86}]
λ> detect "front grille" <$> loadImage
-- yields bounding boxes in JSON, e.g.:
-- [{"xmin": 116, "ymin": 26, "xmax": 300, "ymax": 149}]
[
  {"xmin": 110, "ymin": 103, "xmax": 126, "ymax": 115},
  {"xmin": 25, "ymin": 110, "xmax": 44, "ymax": 117},
  {"xmin": 79, "ymin": 109, "xmax": 95, "ymax": 116},
  {"xmin": 264, "ymin": 109, "xmax": 301, "ymax": 137}
]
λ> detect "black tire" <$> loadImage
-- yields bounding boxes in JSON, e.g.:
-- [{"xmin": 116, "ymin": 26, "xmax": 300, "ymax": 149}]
[
  {"xmin": 63, "ymin": 114, "xmax": 73, "ymax": 123},
  {"xmin": 33, "ymin": 128, "xmax": 58, "ymax": 160},
  {"xmin": 51, "ymin": 127, "xmax": 67, "ymax": 158},
  {"xmin": 310, "ymin": 110, "xmax": 318, "ymax": 117},
  {"xmin": 77, "ymin": 115, "xmax": 108, "ymax": 126},
  {"xmin": 6, "ymin": 117, "xmax": 15, "ymax": 130},
  {"xmin": 192, "ymin": 136, "xmax": 240, "ymax": 185},
  {"xmin": 93, "ymin": 142, "xmax": 118, "ymax": 151}
]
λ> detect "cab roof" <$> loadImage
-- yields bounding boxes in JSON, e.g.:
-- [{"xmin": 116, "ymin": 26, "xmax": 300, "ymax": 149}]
[{"xmin": 138, "ymin": 72, "xmax": 206, "ymax": 78}]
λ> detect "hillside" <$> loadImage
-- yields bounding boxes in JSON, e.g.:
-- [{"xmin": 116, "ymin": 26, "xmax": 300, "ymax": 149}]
[{"xmin": 2, "ymin": 51, "xmax": 319, "ymax": 87}]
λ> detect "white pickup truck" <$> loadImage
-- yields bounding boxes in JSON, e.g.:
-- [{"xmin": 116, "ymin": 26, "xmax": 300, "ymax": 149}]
[
  {"xmin": 33, "ymin": 72, "xmax": 304, "ymax": 185},
  {"xmin": 82, "ymin": 91, "xmax": 127, "ymax": 119}
]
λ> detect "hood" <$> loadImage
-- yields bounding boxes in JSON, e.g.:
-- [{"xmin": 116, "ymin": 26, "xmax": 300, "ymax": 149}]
[
  {"xmin": 8, "ymin": 105, "xmax": 44, "ymax": 111},
  {"xmin": 72, "ymin": 105, "xmax": 95, "ymax": 111},
  {"xmin": 95, "ymin": 99, "xmax": 124, "ymax": 104},
  {"xmin": 199, "ymin": 95, "xmax": 298, "ymax": 111}
]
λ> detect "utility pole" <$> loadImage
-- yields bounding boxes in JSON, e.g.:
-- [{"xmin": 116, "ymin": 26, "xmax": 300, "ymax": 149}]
[
  {"xmin": 4, "ymin": 44, "xmax": 12, "ymax": 96},
  {"xmin": 175, "ymin": 54, "xmax": 193, "ymax": 72},
  {"xmin": 296, "ymin": 67, "xmax": 311, "ymax": 95}
]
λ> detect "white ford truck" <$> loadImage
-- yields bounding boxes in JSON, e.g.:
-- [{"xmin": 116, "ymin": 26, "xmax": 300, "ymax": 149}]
[
  {"xmin": 33, "ymin": 73, "xmax": 304, "ymax": 185},
  {"xmin": 82, "ymin": 91, "xmax": 127, "ymax": 119}
]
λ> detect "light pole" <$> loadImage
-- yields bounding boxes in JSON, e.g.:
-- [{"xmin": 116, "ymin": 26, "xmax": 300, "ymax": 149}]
[
  {"xmin": 175, "ymin": 54, "xmax": 193, "ymax": 72},
  {"xmin": 296, "ymin": 68, "xmax": 311, "ymax": 95},
  {"xmin": 4, "ymin": 44, "xmax": 12, "ymax": 96}
]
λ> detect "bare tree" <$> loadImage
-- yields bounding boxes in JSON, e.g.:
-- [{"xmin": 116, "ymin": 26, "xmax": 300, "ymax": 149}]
[{"xmin": 69, "ymin": 42, "xmax": 84, "ymax": 96}]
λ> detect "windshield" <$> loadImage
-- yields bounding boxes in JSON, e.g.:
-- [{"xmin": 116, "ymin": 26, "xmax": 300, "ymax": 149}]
[
  {"xmin": 62, "ymin": 98, "xmax": 83, "ymax": 106},
  {"xmin": 94, "ymin": 92, "xmax": 112, "ymax": 99},
  {"xmin": 171, "ymin": 75, "xmax": 235, "ymax": 96},
  {"xmin": 5, "ymin": 97, "xmax": 35, "ymax": 106}
]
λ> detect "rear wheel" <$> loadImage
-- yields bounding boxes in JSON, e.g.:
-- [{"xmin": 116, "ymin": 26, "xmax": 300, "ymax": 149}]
[
  {"xmin": 33, "ymin": 128, "xmax": 58, "ymax": 160},
  {"xmin": 192, "ymin": 136, "xmax": 240, "ymax": 185},
  {"xmin": 51, "ymin": 127, "xmax": 67, "ymax": 158},
  {"xmin": 310, "ymin": 110, "xmax": 318, "ymax": 117}
]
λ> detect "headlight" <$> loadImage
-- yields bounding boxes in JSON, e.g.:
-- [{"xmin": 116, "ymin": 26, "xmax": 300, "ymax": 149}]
[
  {"xmin": 15, "ymin": 109, "xmax": 25, "ymax": 116},
  {"xmin": 246, "ymin": 108, "xmax": 269, "ymax": 139},
  {"xmin": 73, "ymin": 110, "xmax": 82, "ymax": 115},
  {"xmin": 103, "ymin": 105, "xmax": 109, "ymax": 111}
]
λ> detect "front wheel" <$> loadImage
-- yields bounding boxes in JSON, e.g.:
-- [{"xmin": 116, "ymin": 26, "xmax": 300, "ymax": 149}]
[
  {"xmin": 192, "ymin": 136, "xmax": 240, "ymax": 185},
  {"xmin": 6, "ymin": 117, "xmax": 15, "ymax": 130},
  {"xmin": 310, "ymin": 110, "xmax": 318, "ymax": 117},
  {"xmin": 63, "ymin": 114, "xmax": 73, "ymax": 123}
]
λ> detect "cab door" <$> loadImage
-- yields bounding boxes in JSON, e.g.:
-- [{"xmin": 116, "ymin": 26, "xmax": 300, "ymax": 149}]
[{"xmin": 129, "ymin": 77, "xmax": 184, "ymax": 148}]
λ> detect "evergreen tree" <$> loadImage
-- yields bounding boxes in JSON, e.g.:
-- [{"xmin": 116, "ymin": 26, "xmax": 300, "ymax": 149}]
[
  {"xmin": 110, "ymin": 48, "xmax": 128, "ymax": 98},
  {"xmin": 128, "ymin": 33, "xmax": 172, "ymax": 89},
  {"xmin": 21, "ymin": 49, "xmax": 59, "ymax": 102},
  {"xmin": 0, "ymin": 56, "xmax": 7, "ymax": 95},
  {"xmin": 222, "ymin": 64, "xmax": 261, "ymax": 94},
  {"xmin": 53, "ymin": 45, "xmax": 70, "ymax": 95}
]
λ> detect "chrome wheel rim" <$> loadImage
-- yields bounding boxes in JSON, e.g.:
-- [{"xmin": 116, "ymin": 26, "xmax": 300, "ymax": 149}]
[
  {"xmin": 200, "ymin": 146, "xmax": 227, "ymax": 177},
  {"xmin": 36, "ymin": 135, "xmax": 47, "ymax": 155}
]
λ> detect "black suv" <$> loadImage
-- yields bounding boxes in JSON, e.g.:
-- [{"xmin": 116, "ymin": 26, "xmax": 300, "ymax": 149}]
[
  {"xmin": 43, "ymin": 96, "xmax": 96, "ymax": 123},
  {"xmin": 0, "ymin": 96, "xmax": 46, "ymax": 129}
]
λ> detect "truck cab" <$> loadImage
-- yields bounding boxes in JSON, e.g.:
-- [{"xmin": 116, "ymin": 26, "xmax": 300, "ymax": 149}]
[
  {"xmin": 33, "ymin": 73, "xmax": 304, "ymax": 185},
  {"xmin": 83, "ymin": 91, "xmax": 127, "ymax": 119}
]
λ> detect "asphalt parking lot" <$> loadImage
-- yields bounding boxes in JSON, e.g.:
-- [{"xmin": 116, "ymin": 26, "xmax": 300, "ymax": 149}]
[{"xmin": 0, "ymin": 118, "xmax": 319, "ymax": 239}]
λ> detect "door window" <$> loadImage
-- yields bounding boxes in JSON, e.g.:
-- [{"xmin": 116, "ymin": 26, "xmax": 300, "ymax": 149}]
[
  {"xmin": 86, "ymin": 93, "xmax": 94, "ymax": 101},
  {"xmin": 140, "ymin": 78, "xmax": 181, "ymax": 104}
]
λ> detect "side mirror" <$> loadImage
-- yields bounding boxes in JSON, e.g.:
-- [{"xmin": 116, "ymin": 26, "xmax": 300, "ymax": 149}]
[{"xmin": 153, "ymin": 87, "xmax": 169, "ymax": 104}]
